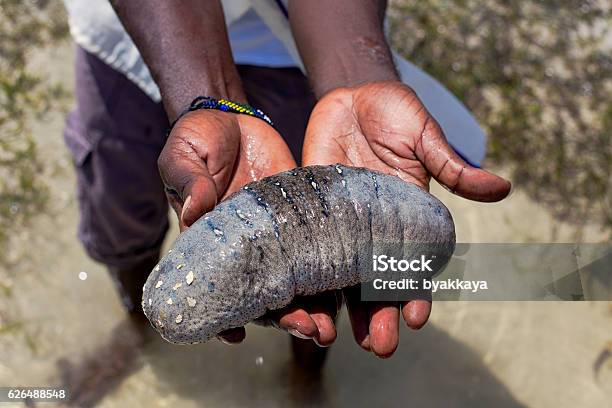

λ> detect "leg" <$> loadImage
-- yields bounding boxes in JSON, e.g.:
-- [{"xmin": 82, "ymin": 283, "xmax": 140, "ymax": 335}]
[
  {"xmin": 60, "ymin": 49, "xmax": 171, "ymax": 406},
  {"xmin": 65, "ymin": 46, "xmax": 170, "ymax": 314}
]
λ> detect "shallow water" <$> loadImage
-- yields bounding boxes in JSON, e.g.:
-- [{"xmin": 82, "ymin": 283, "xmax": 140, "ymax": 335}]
[{"xmin": 0, "ymin": 43, "xmax": 610, "ymax": 408}]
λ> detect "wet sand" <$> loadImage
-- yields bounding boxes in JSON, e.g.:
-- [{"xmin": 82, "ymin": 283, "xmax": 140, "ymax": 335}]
[{"xmin": 0, "ymin": 43, "xmax": 610, "ymax": 407}]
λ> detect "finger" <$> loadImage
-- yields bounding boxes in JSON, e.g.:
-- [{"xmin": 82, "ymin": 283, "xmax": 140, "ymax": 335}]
[
  {"xmin": 302, "ymin": 291, "xmax": 341, "ymax": 346},
  {"xmin": 401, "ymin": 300, "xmax": 432, "ymax": 330},
  {"xmin": 344, "ymin": 286, "xmax": 371, "ymax": 351},
  {"xmin": 310, "ymin": 312, "xmax": 337, "ymax": 347},
  {"xmin": 368, "ymin": 303, "xmax": 400, "ymax": 358},
  {"xmin": 275, "ymin": 307, "xmax": 319, "ymax": 340},
  {"xmin": 217, "ymin": 327, "xmax": 246, "ymax": 344},
  {"xmin": 159, "ymin": 149, "xmax": 218, "ymax": 228},
  {"xmin": 415, "ymin": 115, "xmax": 511, "ymax": 202}
]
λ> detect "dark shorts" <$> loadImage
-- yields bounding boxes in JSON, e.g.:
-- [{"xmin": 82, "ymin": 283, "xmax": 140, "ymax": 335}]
[{"xmin": 64, "ymin": 46, "xmax": 316, "ymax": 268}]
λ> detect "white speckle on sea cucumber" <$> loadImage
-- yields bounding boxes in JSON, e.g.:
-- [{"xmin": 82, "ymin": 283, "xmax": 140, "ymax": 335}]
[
  {"xmin": 311, "ymin": 181, "xmax": 318, "ymax": 189},
  {"xmin": 186, "ymin": 271, "xmax": 194, "ymax": 285},
  {"xmin": 148, "ymin": 298, "xmax": 152, "ymax": 306},
  {"xmin": 280, "ymin": 187, "xmax": 287, "ymax": 198},
  {"xmin": 176, "ymin": 264, "xmax": 185, "ymax": 270},
  {"xmin": 155, "ymin": 280, "xmax": 163, "ymax": 289},
  {"xmin": 335, "ymin": 165, "xmax": 343, "ymax": 174},
  {"xmin": 214, "ymin": 228, "xmax": 224, "ymax": 236},
  {"xmin": 166, "ymin": 298, "xmax": 173, "ymax": 305},
  {"xmin": 157, "ymin": 319, "xmax": 164, "ymax": 328},
  {"xmin": 175, "ymin": 314, "xmax": 183, "ymax": 324},
  {"xmin": 341, "ymin": 179, "xmax": 346, "ymax": 187},
  {"xmin": 154, "ymin": 264, "xmax": 160, "ymax": 272},
  {"xmin": 187, "ymin": 297, "xmax": 197, "ymax": 307},
  {"xmin": 173, "ymin": 282, "xmax": 182, "ymax": 290}
]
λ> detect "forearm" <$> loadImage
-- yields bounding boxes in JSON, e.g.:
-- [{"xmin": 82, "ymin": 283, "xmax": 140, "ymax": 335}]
[
  {"xmin": 110, "ymin": 0, "xmax": 244, "ymax": 120},
  {"xmin": 288, "ymin": 0, "xmax": 398, "ymax": 98}
]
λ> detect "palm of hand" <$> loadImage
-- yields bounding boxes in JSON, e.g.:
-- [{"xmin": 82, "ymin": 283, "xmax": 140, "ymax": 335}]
[
  {"xmin": 304, "ymin": 82, "xmax": 433, "ymax": 189},
  {"xmin": 302, "ymin": 81, "xmax": 511, "ymax": 357},
  {"xmin": 159, "ymin": 110, "xmax": 296, "ymax": 229},
  {"xmin": 304, "ymin": 81, "xmax": 511, "ymax": 203}
]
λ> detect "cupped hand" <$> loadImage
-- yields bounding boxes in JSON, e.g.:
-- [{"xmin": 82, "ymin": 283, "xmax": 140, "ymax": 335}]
[
  {"xmin": 302, "ymin": 81, "xmax": 512, "ymax": 357},
  {"xmin": 158, "ymin": 109, "xmax": 340, "ymax": 345}
]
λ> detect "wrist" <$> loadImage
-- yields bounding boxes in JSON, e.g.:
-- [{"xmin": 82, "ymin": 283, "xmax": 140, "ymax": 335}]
[
  {"xmin": 314, "ymin": 64, "xmax": 399, "ymax": 99},
  {"xmin": 308, "ymin": 36, "xmax": 399, "ymax": 98},
  {"xmin": 168, "ymin": 96, "xmax": 274, "ymax": 134},
  {"xmin": 110, "ymin": 0, "xmax": 247, "ymax": 121},
  {"xmin": 159, "ymin": 65, "xmax": 246, "ymax": 122},
  {"xmin": 288, "ymin": 0, "xmax": 398, "ymax": 98}
]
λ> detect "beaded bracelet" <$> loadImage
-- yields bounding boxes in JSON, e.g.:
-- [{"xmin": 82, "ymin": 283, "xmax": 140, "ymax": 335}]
[{"xmin": 168, "ymin": 96, "xmax": 274, "ymax": 134}]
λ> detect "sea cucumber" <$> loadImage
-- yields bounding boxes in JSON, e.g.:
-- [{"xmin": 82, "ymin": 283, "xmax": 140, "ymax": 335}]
[{"xmin": 142, "ymin": 164, "xmax": 455, "ymax": 344}]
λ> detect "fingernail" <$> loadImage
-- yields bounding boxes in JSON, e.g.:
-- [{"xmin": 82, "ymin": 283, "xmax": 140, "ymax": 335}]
[
  {"xmin": 288, "ymin": 328, "xmax": 313, "ymax": 340},
  {"xmin": 216, "ymin": 335, "xmax": 236, "ymax": 345},
  {"xmin": 181, "ymin": 195, "xmax": 192, "ymax": 224},
  {"xmin": 360, "ymin": 334, "xmax": 371, "ymax": 351},
  {"xmin": 506, "ymin": 181, "xmax": 515, "ymax": 198},
  {"xmin": 313, "ymin": 337, "xmax": 332, "ymax": 348}
]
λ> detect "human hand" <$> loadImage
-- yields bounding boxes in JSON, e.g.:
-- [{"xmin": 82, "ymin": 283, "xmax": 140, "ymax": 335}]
[
  {"xmin": 158, "ymin": 109, "xmax": 341, "ymax": 345},
  {"xmin": 302, "ymin": 81, "xmax": 512, "ymax": 357},
  {"xmin": 159, "ymin": 109, "xmax": 296, "ymax": 230}
]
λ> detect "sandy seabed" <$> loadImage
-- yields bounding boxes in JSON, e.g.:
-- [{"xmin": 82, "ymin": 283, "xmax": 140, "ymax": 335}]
[{"xmin": 0, "ymin": 43, "xmax": 610, "ymax": 408}]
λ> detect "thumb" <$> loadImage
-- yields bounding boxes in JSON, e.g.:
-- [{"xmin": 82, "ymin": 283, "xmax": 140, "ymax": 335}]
[
  {"xmin": 158, "ymin": 143, "xmax": 237, "ymax": 229},
  {"xmin": 416, "ymin": 116, "xmax": 511, "ymax": 202},
  {"xmin": 159, "ymin": 153, "xmax": 221, "ymax": 230},
  {"xmin": 158, "ymin": 111, "xmax": 240, "ymax": 228}
]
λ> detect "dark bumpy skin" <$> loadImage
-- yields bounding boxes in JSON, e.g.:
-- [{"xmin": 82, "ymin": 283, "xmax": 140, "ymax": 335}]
[{"xmin": 142, "ymin": 165, "xmax": 455, "ymax": 344}]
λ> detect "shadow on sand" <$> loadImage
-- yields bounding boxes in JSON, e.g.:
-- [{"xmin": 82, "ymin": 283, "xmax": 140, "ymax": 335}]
[
  {"xmin": 57, "ymin": 312, "xmax": 525, "ymax": 407},
  {"xmin": 146, "ymin": 314, "xmax": 525, "ymax": 407}
]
